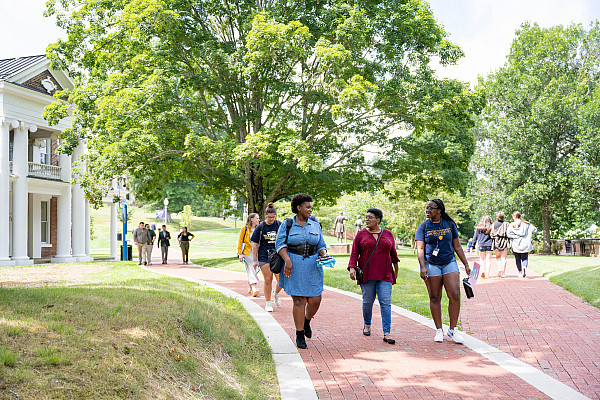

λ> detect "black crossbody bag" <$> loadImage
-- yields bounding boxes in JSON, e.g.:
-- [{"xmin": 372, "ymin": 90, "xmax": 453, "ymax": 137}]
[{"xmin": 356, "ymin": 232, "xmax": 382, "ymax": 282}]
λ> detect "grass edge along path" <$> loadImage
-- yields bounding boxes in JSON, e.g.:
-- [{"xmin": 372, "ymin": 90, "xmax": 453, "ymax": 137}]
[
  {"xmin": 0, "ymin": 262, "xmax": 279, "ymax": 400},
  {"xmin": 528, "ymin": 255, "xmax": 600, "ymax": 309}
]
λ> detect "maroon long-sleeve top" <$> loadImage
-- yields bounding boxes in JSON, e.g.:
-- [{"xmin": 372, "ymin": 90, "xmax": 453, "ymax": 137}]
[{"xmin": 348, "ymin": 228, "xmax": 399, "ymax": 285}]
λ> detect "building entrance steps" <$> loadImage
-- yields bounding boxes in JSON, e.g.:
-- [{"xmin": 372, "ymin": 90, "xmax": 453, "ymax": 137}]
[{"xmin": 147, "ymin": 248, "xmax": 597, "ymax": 399}]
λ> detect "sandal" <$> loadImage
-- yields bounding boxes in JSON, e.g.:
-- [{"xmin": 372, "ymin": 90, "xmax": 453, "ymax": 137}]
[{"xmin": 362, "ymin": 326, "xmax": 371, "ymax": 336}]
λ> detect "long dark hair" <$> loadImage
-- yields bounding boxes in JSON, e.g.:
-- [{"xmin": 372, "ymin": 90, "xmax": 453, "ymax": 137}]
[{"xmin": 431, "ymin": 198, "xmax": 456, "ymax": 226}]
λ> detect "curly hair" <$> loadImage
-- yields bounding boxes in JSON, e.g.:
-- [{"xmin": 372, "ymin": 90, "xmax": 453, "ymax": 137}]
[
  {"xmin": 366, "ymin": 208, "xmax": 383, "ymax": 222},
  {"xmin": 291, "ymin": 193, "xmax": 313, "ymax": 213}
]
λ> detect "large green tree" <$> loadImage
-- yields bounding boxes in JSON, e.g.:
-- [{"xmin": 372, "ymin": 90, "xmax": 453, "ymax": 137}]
[
  {"xmin": 44, "ymin": 0, "xmax": 481, "ymax": 215},
  {"xmin": 473, "ymin": 22, "xmax": 600, "ymax": 252}
]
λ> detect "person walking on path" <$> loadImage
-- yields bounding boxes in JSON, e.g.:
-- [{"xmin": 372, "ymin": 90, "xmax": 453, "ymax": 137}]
[
  {"xmin": 238, "ymin": 213, "xmax": 261, "ymax": 297},
  {"xmin": 416, "ymin": 199, "xmax": 471, "ymax": 344},
  {"xmin": 251, "ymin": 203, "xmax": 284, "ymax": 312},
  {"xmin": 133, "ymin": 222, "xmax": 151, "ymax": 265},
  {"xmin": 348, "ymin": 208, "xmax": 399, "ymax": 345},
  {"xmin": 177, "ymin": 227, "xmax": 194, "ymax": 265},
  {"xmin": 507, "ymin": 212, "xmax": 537, "ymax": 278},
  {"xmin": 490, "ymin": 212, "xmax": 510, "ymax": 277},
  {"xmin": 276, "ymin": 193, "xmax": 328, "ymax": 349},
  {"xmin": 157, "ymin": 225, "xmax": 171, "ymax": 264},
  {"xmin": 471, "ymin": 215, "xmax": 494, "ymax": 278},
  {"xmin": 145, "ymin": 224, "xmax": 156, "ymax": 265}
]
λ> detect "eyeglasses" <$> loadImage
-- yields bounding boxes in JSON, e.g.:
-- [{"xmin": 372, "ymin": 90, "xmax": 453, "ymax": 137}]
[
  {"xmin": 425, "ymin": 206, "xmax": 439, "ymax": 211},
  {"xmin": 365, "ymin": 215, "xmax": 376, "ymax": 220}
]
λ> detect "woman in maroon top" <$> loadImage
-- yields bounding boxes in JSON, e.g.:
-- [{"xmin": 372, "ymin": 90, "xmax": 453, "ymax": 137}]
[{"xmin": 348, "ymin": 208, "xmax": 399, "ymax": 344}]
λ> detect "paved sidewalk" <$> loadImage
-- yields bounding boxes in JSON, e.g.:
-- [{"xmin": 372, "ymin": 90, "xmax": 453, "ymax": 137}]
[
  {"xmin": 147, "ymin": 250, "xmax": 567, "ymax": 399},
  {"xmin": 462, "ymin": 254, "xmax": 600, "ymax": 399}
]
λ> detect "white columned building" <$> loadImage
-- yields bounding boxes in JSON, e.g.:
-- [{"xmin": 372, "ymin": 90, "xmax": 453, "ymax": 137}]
[{"xmin": 1, "ymin": 55, "xmax": 93, "ymax": 264}]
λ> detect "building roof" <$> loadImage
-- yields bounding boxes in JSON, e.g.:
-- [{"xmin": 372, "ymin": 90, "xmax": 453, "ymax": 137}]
[{"xmin": 0, "ymin": 55, "xmax": 47, "ymax": 80}]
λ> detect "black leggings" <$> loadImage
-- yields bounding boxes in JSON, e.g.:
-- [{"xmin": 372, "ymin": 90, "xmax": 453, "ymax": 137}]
[{"xmin": 513, "ymin": 252, "xmax": 529, "ymax": 272}]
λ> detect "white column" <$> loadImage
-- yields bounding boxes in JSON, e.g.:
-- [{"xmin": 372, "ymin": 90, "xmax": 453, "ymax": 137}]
[
  {"xmin": 110, "ymin": 202, "xmax": 118, "ymax": 260},
  {"xmin": 28, "ymin": 194, "xmax": 42, "ymax": 259},
  {"xmin": 0, "ymin": 118, "xmax": 17, "ymax": 266},
  {"xmin": 11, "ymin": 123, "xmax": 35, "ymax": 265},
  {"xmin": 52, "ymin": 152, "xmax": 74, "ymax": 263},
  {"xmin": 84, "ymin": 200, "xmax": 92, "ymax": 261},
  {"xmin": 71, "ymin": 141, "xmax": 86, "ymax": 260}
]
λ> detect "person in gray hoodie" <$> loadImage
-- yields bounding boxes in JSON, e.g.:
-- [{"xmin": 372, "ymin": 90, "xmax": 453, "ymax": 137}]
[{"xmin": 507, "ymin": 212, "xmax": 537, "ymax": 278}]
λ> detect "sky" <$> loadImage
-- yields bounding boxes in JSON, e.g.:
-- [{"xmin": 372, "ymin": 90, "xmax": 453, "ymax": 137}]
[{"xmin": 1, "ymin": 0, "xmax": 599, "ymax": 86}]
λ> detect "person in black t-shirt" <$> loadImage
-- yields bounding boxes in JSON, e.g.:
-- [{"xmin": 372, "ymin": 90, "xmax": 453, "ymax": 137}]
[
  {"xmin": 250, "ymin": 203, "xmax": 284, "ymax": 312},
  {"xmin": 177, "ymin": 227, "xmax": 194, "ymax": 264}
]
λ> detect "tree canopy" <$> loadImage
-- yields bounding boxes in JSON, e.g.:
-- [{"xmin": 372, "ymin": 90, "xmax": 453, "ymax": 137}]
[
  {"xmin": 44, "ymin": 0, "xmax": 482, "ymax": 215},
  {"xmin": 472, "ymin": 22, "xmax": 600, "ymax": 252}
]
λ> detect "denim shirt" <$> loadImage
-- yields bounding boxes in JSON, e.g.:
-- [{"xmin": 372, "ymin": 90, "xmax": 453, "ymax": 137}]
[{"xmin": 275, "ymin": 217, "xmax": 327, "ymax": 255}]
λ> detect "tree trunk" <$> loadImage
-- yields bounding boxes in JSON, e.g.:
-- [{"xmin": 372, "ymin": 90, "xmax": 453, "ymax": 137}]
[
  {"xmin": 246, "ymin": 163, "xmax": 265, "ymax": 216},
  {"xmin": 542, "ymin": 200, "xmax": 551, "ymax": 254}
]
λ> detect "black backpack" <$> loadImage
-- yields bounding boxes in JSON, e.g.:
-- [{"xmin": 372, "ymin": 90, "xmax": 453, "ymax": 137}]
[{"xmin": 267, "ymin": 216, "xmax": 321, "ymax": 273}]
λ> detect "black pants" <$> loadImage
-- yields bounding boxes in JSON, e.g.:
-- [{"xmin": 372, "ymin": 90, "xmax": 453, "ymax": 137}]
[{"xmin": 513, "ymin": 252, "xmax": 529, "ymax": 272}]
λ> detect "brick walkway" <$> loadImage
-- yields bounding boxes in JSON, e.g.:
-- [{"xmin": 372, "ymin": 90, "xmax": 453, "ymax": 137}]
[
  {"xmin": 148, "ymin": 249, "xmax": 600, "ymax": 400},
  {"xmin": 462, "ymin": 253, "xmax": 600, "ymax": 400}
]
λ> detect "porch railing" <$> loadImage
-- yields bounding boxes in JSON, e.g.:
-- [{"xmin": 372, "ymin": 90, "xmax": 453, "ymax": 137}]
[{"xmin": 28, "ymin": 162, "xmax": 62, "ymax": 181}]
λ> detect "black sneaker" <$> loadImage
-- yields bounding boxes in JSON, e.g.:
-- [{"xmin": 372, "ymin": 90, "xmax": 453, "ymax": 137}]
[{"xmin": 296, "ymin": 331, "xmax": 307, "ymax": 349}]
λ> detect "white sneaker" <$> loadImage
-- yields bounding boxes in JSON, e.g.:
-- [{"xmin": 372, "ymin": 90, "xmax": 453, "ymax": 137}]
[
  {"xmin": 518, "ymin": 271, "xmax": 524, "ymax": 278},
  {"xmin": 272, "ymin": 291, "xmax": 281, "ymax": 306},
  {"xmin": 434, "ymin": 328, "xmax": 444, "ymax": 342},
  {"xmin": 447, "ymin": 328, "xmax": 464, "ymax": 344},
  {"xmin": 265, "ymin": 301, "xmax": 273, "ymax": 312}
]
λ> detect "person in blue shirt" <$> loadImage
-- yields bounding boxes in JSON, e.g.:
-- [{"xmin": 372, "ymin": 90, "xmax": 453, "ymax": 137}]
[
  {"xmin": 276, "ymin": 193, "xmax": 328, "ymax": 349},
  {"xmin": 415, "ymin": 199, "xmax": 471, "ymax": 344}
]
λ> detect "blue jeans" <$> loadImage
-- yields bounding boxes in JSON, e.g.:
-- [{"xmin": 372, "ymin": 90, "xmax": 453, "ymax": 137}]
[{"xmin": 360, "ymin": 280, "xmax": 393, "ymax": 335}]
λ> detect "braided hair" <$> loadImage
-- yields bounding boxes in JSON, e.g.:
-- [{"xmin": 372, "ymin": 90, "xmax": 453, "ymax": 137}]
[{"xmin": 431, "ymin": 198, "xmax": 456, "ymax": 226}]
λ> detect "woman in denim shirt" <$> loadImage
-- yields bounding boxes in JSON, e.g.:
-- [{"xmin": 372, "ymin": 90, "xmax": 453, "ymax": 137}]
[{"xmin": 276, "ymin": 193, "xmax": 328, "ymax": 349}]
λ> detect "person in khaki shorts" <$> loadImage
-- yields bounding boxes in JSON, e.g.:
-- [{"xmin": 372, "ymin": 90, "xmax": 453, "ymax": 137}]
[
  {"xmin": 133, "ymin": 222, "xmax": 151, "ymax": 265},
  {"xmin": 145, "ymin": 224, "xmax": 156, "ymax": 265}
]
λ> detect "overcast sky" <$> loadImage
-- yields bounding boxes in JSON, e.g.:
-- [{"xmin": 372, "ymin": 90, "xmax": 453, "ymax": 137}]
[{"xmin": 1, "ymin": 0, "xmax": 599, "ymax": 86}]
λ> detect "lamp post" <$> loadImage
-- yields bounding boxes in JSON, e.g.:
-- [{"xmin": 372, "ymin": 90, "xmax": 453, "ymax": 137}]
[
  {"xmin": 121, "ymin": 199, "xmax": 128, "ymax": 261},
  {"xmin": 163, "ymin": 198, "xmax": 169, "ymax": 227},
  {"xmin": 116, "ymin": 177, "xmax": 129, "ymax": 261},
  {"xmin": 230, "ymin": 196, "xmax": 237, "ymax": 228}
]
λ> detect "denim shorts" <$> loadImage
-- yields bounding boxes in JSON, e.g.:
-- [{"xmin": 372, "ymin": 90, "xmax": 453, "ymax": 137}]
[
  {"xmin": 479, "ymin": 246, "xmax": 492, "ymax": 252},
  {"xmin": 425, "ymin": 258, "xmax": 459, "ymax": 277}
]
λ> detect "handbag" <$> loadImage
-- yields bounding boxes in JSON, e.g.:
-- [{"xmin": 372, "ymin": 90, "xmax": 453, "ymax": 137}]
[
  {"xmin": 268, "ymin": 219, "xmax": 293, "ymax": 274},
  {"xmin": 355, "ymin": 231, "xmax": 382, "ymax": 282}
]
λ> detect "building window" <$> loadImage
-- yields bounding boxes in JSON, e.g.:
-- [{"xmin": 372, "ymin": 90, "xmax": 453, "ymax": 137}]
[{"xmin": 41, "ymin": 201, "xmax": 49, "ymax": 244}]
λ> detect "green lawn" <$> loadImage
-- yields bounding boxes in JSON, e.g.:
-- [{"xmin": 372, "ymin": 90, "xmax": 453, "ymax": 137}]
[
  {"xmin": 529, "ymin": 255, "xmax": 600, "ymax": 308},
  {"xmin": 0, "ymin": 262, "xmax": 278, "ymax": 399},
  {"xmin": 91, "ymin": 205, "xmax": 237, "ymax": 258}
]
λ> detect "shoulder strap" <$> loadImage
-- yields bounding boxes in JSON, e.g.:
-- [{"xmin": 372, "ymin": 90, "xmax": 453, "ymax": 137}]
[
  {"xmin": 258, "ymin": 222, "xmax": 264, "ymax": 241},
  {"xmin": 310, "ymin": 215, "xmax": 323, "ymax": 230},
  {"xmin": 284, "ymin": 218, "xmax": 293, "ymax": 244},
  {"xmin": 363, "ymin": 232, "xmax": 383, "ymax": 269}
]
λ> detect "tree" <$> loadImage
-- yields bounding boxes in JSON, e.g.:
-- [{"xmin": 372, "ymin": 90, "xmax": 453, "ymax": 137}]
[
  {"xmin": 133, "ymin": 179, "xmax": 225, "ymax": 217},
  {"xmin": 179, "ymin": 205, "xmax": 194, "ymax": 228},
  {"xmin": 44, "ymin": 0, "xmax": 482, "ymax": 216},
  {"xmin": 473, "ymin": 22, "xmax": 600, "ymax": 253}
]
